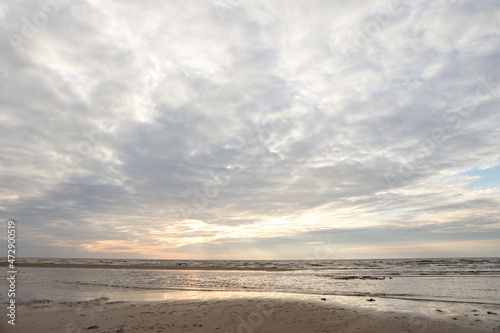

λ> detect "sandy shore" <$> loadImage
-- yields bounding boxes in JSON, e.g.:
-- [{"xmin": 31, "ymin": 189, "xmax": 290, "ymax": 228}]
[
  {"xmin": 2, "ymin": 263, "xmax": 292, "ymax": 271},
  {"xmin": 1, "ymin": 297, "xmax": 493, "ymax": 333}
]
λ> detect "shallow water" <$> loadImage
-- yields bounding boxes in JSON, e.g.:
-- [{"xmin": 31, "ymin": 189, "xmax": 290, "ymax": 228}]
[
  {"xmin": 6, "ymin": 267, "xmax": 500, "ymax": 304},
  {"xmin": 6, "ymin": 257, "xmax": 500, "ymax": 303}
]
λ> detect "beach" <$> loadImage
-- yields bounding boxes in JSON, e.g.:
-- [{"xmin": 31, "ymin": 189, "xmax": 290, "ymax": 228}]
[
  {"xmin": 1, "ymin": 258, "xmax": 499, "ymax": 332},
  {"xmin": 2, "ymin": 296, "xmax": 495, "ymax": 333}
]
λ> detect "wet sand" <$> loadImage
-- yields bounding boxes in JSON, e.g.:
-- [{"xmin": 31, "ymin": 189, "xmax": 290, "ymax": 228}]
[{"xmin": 2, "ymin": 297, "xmax": 492, "ymax": 333}]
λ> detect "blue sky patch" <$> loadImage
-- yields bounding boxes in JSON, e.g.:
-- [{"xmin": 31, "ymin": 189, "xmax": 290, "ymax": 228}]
[{"xmin": 463, "ymin": 165, "xmax": 500, "ymax": 190}]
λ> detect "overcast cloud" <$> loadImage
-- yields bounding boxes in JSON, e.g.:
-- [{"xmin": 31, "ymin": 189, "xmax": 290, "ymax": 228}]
[{"xmin": 1, "ymin": 0, "xmax": 499, "ymax": 259}]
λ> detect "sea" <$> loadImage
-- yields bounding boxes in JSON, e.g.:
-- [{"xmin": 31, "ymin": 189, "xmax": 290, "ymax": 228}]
[{"xmin": 2, "ymin": 257, "xmax": 500, "ymax": 330}]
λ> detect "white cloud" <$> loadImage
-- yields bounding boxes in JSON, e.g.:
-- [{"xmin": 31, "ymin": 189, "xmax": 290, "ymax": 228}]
[{"xmin": 1, "ymin": 0, "xmax": 499, "ymax": 259}]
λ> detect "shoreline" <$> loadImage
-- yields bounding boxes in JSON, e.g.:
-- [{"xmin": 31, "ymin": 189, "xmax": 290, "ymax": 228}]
[
  {"xmin": 0, "ymin": 262, "xmax": 294, "ymax": 271},
  {"xmin": 2, "ymin": 296, "xmax": 492, "ymax": 333}
]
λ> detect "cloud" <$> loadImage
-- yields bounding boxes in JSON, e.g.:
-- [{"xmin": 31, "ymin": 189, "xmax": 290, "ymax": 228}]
[{"xmin": 1, "ymin": 0, "xmax": 499, "ymax": 259}]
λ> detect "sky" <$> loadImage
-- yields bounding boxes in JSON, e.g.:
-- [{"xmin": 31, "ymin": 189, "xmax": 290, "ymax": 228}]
[{"xmin": 1, "ymin": 0, "xmax": 499, "ymax": 260}]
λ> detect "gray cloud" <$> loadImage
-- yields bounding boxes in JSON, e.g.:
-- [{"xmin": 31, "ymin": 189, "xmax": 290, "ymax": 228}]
[{"xmin": 1, "ymin": 0, "xmax": 499, "ymax": 259}]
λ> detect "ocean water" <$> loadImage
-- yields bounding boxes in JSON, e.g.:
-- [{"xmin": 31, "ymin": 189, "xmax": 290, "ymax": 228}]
[
  {"xmin": 1, "ymin": 257, "xmax": 500, "ymax": 329},
  {"xmin": 12, "ymin": 256, "xmax": 500, "ymax": 275},
  {"xmin": 3, "ymin": 257, "xmax": 500, "ymax": 301}
]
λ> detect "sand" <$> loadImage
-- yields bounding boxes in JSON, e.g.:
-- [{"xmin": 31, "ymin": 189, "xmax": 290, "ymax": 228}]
[{"xmin": 1, "ymin": 296, "xmax": 492, "ymax": 333}]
